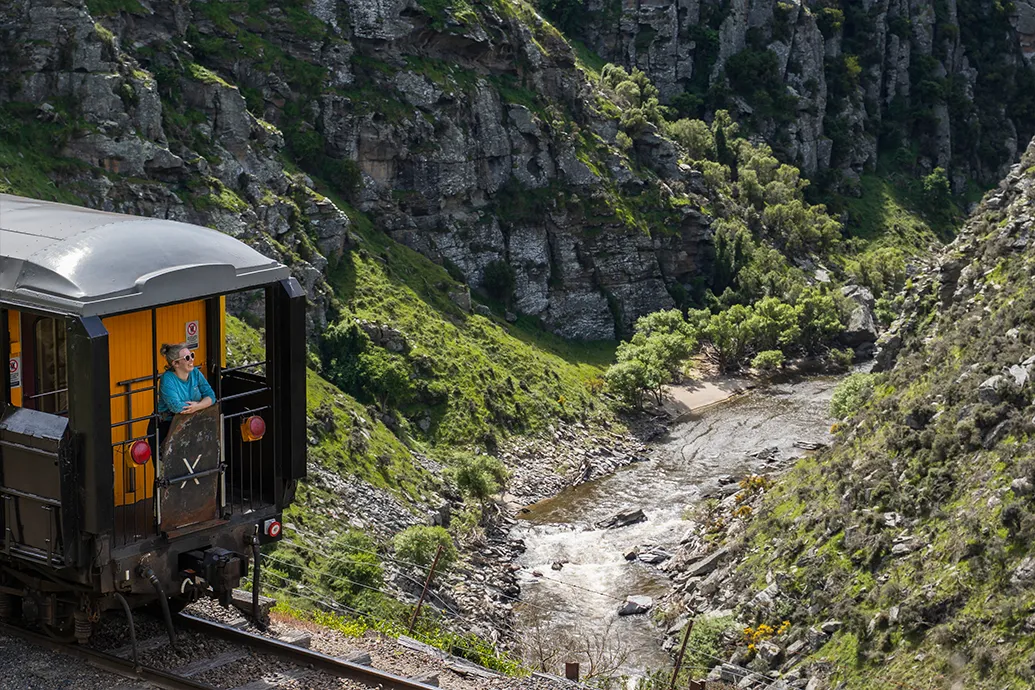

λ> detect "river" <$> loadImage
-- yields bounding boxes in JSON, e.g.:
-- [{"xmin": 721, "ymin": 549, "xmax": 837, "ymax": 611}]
[{"xmin": 510, "ymin": 373, "xmax": 843, "ymax": 682}]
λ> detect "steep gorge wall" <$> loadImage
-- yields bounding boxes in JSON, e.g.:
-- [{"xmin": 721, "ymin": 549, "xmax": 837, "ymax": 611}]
[
  {"xmin": 572, "ymin": 0, "xmax": 1035, "ymax": 188},
  {"xmin": 0, "ymin": 0, "xmax": 717, "ymax": 340}
]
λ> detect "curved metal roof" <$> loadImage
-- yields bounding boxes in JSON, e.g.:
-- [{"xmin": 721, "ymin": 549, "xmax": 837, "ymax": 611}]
[{"xmin": 0, "ymin": 194, "xmax": 290, "ymax": 316}]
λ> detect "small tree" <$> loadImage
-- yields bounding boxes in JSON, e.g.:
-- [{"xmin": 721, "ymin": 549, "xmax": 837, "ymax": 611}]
[
  {"xmin": 794, "ymin": 287, "xmax": 845, "ymax": 354},
  {"xmin": 705, "ymin": 304, "xmax": 757, "ymax": 372},
  {"xmin": 393, "ymin": 526, "xmax": 457, "ymax": 575},
  {"xmin": 666, "ymin": 118, "xmax": 716, "ymax": 160},
  {"xmin": 482, "ymin": 259, "xmax": 516, "ymax": 305},
  {"xmin": 357, "ymin": 348, "xmax": 414, "ymax": 412},
  {"xmin": 921, "ymin": 167, "xmax": 951, "ymax": 215},
  {"xmin": 450, "ymin": 453, "xmax": 510, "ymax": 504},
  {"xmin": 749, "ymin": 296, "xmax": 800, "ymax": 353},
  {"xmin": 604, "ymin": 358, "xmax": 649, "ymax": 409}
]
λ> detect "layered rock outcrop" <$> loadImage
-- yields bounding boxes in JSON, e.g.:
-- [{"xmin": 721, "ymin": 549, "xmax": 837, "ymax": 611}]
[
  {"xmin": 0, "ymin": 0, "xmax": 718, "ymax": 340},
  {"xmin": 573, "ymin": 0, "xmax": 1035, "ymax": 186}
]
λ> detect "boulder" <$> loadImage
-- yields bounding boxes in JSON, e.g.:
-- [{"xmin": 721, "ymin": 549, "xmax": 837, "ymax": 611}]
[
  {"xmin": 617, "ymin": 595, "xmax": 653, "ymax": 616},
  {"xmin": 638, "ymin": 550, "xmax": 671, "ymax": 565},
  {"xmin": 978, "ymin": 375, "xmax": 1008, "ymax": 404},
  {"xmin": 756, "ymin": 640, "xmax": 782, "ymax": 667},
  {"xmin": 840, "ymin": 285, "xmax": 878, "ymax": 346},
  {"xmin": 806, "ymin": 626, "xmax": 830, "ymax": 650},
  {"xmin": 448, "ymin": 288, "xmax": 472, "ymax": 312},
  {"xmin": 819, "ymin": 620, "xmax": 843, "ymax": 634},
  {"xmin": 597, "ymin": 509, "xmax": 647, "ymax": 529},
  {"xmin": 683, "ymin": 547, "xmax": 730, "ymax": 578}
]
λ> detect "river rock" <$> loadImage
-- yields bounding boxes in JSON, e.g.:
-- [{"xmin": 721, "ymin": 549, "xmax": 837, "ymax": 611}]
[
  {"xmin": 597, "ymin": 508, "xmax": 647, "ymax": 529},
  {"xmin": 638, "ymin": 550, "xmax": 671, "ymax": 565},
  {"xmin": 624, "ymin": 547, "xmax": 640, "ymax": 561},
  {"xmin": 617, "ymin": 595, "xmax": 653, "ymax": 616}
]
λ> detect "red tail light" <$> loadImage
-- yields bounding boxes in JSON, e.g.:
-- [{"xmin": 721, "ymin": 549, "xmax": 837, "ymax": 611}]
[
  {"xmin": 130, "ymin": 440, "xmax": 151, "ymax": 465},
  {"xmin": 241, "ymin": 415, "xmax": 266, "ymax": 442},
  {"xmin": 263, "ymin": 519, "xmax": 282, "ymax": 538}
]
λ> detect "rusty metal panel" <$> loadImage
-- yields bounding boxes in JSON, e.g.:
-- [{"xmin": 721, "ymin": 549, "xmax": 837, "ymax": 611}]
[{"xmin": 157, "ymin": 405, "xmax": 221, "ymax": 534}]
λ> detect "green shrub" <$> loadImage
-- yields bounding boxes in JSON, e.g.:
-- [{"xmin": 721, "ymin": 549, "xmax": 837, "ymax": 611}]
[
  {"xmin": 448, "ymin": 453, "xmax": 510, "ymax": 502},
  {"xmin": 752, "ymin": 350, "xmax": 785, "ymax": 371},
  {"xmin": 921, "ymin": 167, "xmax": 952, "ymax": 216},
  {"xmin": 827, "ymin": 347, "xmax": 855, "ymax": 369},
  {"xmin": 320, "ymin": 530, "xmax": 384, "ymax": 602},
  {"xmin": 830, "ymin": 373, "xmax": 876, "ymax": 419},
  {"xmin": 357, "ymin": 348, "xmax": 414, "ymax": 412},
  {"xmin": 666, "ymin": 118, "xmax": 716, "ymax": 160},
  {"xmin": 393, "ymin": 526, "xmax": 457, "ymax": 574},
  {"xmin": 605, "ymin": 358, "xmax": 650, "ymax": 409},
  {"xmin": 482, "ymin": 259, "xmax": 516, "ymax": 305}
]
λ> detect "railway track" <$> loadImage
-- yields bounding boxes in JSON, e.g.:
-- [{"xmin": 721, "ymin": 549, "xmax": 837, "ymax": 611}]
[{"xmin": 1, "ymin": 612, "xmax": 442, "ymax": 690}]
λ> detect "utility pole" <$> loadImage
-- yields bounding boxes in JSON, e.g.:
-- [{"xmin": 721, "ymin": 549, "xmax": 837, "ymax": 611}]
[
  {"xmin": 408, "ymin": 544, "xmax": 444, "ymax": 635},
  {"xmin": 669, "ymin": 618, "xmax": 695, "ymax": 690}
]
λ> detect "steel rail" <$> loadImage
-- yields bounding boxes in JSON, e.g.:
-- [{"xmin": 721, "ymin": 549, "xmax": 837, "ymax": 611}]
[
  {"xmin": 0, "ymin": 620, "xmax": 215, "ymax": 690},
  {"xmin": 175, "ymin": 612, "xmax": 442, "ymax": 690}
]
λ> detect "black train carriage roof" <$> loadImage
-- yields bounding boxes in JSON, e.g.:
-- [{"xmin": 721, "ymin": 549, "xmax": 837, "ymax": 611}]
[{"xmin": 0, "ymin": 194, "xmax": 290, "ymax": 317}]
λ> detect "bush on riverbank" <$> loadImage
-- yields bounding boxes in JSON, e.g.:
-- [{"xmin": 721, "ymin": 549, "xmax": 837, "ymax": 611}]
[
  {"xmin": 829, "ymin": 373, "xmax": 875, "ymax": 420},
  {"xmin": 605, "ymin": 290, "xmax": 850, "ymax": 405}
]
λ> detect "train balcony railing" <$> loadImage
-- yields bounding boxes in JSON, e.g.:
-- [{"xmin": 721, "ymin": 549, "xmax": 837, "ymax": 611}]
[
  {"xmin": 110, "ymin": 375, "xmax": 161, "ymax": 547},
  {"xmin": 218, "ymin": 360, "xmax": 275, "ymax": 517}
]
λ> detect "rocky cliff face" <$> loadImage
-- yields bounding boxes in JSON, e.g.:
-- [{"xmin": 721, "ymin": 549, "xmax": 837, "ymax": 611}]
[
  {"xmin": 572, "ymin": 0, "xmax": 1035, "ymax": 188},
  {"xmin": 0, "ymin": 0, "xmax": 722, "ymax": 340}
]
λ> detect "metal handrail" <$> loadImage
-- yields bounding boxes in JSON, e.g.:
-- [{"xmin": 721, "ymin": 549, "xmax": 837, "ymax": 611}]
[
  {"xmin": 25, "ymin": 388, "xmax": 68, "ymax": 400},
  {"xmin": 109, "ymin": 386, "xmax": 156, "ymax": 400},
  {"xmin": 221, "ymin": 360, "xmax": 268, "ymax": 374},
  {"xmin": 218, "ymin": 388, "xmax": 268, "ymax": 404}
]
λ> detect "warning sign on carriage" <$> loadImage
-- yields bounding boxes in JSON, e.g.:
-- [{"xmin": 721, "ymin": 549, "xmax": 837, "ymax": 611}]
[
  {"xmin": 9, "ymin": 355, "xmax": 20, "ymax": 388},
  {"xmin": 185, "ymin": 320, "xmax": 200, "ymax": 348}
]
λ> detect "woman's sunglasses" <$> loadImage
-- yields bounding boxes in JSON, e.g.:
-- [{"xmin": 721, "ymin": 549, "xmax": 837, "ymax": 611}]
[{"xmin": 177, "ymin": 352, "xmax": 195, "ymax": 363}]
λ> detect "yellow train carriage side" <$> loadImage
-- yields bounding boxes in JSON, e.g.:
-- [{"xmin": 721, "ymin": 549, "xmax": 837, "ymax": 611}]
[{"xmin": 106, "ymin": 300, "xmax": 222, "ymax": 508}]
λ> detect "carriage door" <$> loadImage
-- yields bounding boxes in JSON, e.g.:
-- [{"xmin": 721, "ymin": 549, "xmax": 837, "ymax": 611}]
[{"xmin": 106, "ymin": 300, "xmax": 215, "ymax": 545}]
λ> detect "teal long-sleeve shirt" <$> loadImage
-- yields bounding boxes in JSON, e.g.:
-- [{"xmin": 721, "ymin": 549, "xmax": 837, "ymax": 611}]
[{"xmin": 157, "ymin": 368, "xmax": 216, "ymax": 420}]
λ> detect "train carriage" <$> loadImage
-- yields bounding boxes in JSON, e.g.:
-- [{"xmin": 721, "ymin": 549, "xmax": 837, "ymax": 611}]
[{"xmin": 0, "ymin": 194, "xmax": 306, "ymax": 642}]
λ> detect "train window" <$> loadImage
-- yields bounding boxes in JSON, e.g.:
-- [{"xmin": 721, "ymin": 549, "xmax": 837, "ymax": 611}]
[{"xmin": 32, "ymin": 317, "xmax": 68, "ymax": 414}]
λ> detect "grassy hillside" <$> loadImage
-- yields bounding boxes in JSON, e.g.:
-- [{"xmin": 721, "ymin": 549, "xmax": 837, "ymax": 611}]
[{"xmin": 724, "ymin": 145, "xmax": 1035, "ymax": 687}]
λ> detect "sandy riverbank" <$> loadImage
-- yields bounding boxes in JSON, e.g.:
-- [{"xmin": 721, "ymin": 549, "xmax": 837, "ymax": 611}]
[{"xmin": 659, "ymin": 375, "xmax": 754, "ymax": 422}]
